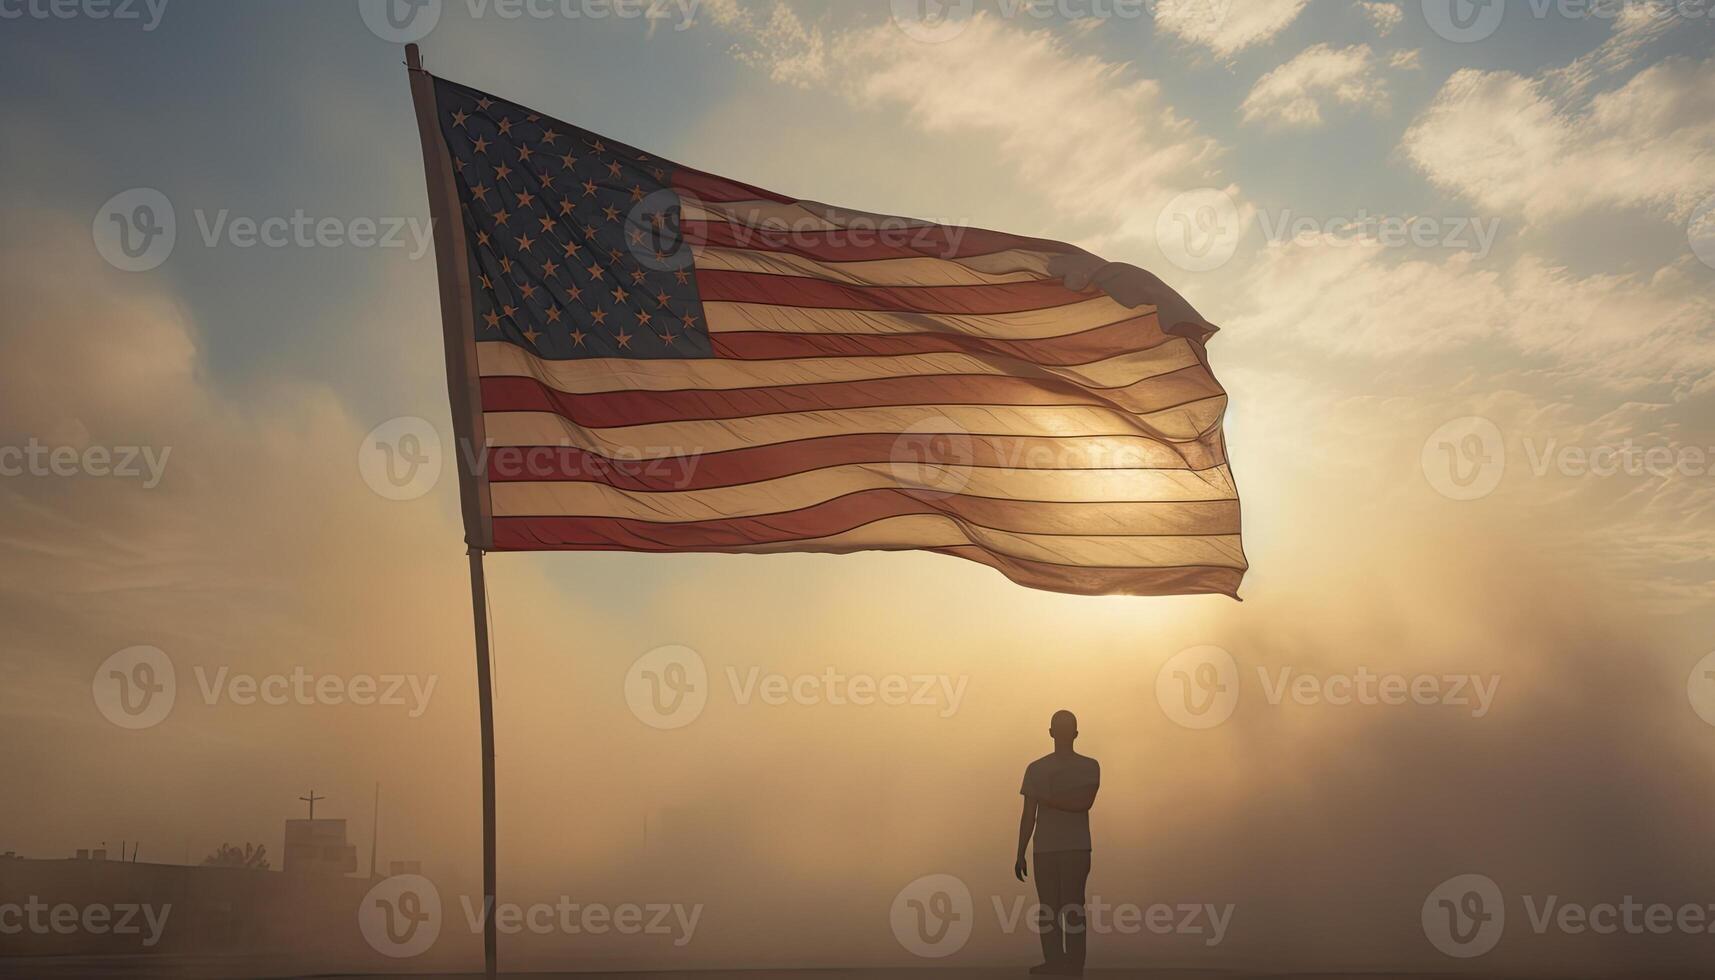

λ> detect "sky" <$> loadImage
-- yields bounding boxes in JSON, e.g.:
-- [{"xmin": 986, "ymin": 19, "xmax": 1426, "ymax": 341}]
[{"xmin": 1, "ymin": 0, "xmax": 1713, "ymax": 974}]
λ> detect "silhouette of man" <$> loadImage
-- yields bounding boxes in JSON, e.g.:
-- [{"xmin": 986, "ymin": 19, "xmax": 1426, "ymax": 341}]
[{"xmin": 1015, "ymin": 709, "xmax": 1099, "ymax": 975}]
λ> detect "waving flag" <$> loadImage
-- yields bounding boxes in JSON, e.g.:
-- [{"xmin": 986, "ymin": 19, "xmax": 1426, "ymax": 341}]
[{"xmin": 417, "ymin": 74, "xmax": 1247, "ymax": 598}]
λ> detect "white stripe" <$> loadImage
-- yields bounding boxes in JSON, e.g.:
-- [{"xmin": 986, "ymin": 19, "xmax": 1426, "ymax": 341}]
[
  {"xmin": 719, "ymin": 516, "xmax": 1248, "ymax": 570},
  {"xmin": 482, "ymin": 399, "xmax": 1230, "ymax": 454},
  {"xmin": 491, "ymin": 463, "xmax": 1239, "ymax": 520},
  {"xmin": 474, "ymin": 340, "xmax": 1204, "ymax": 394},
  {"xmin": 705, "ymin": 294, "xmax": 1144, "ymax": 339},
  {"xmin": 692, "ymin": 245, "xmax": 1045, "ymax": 286}
]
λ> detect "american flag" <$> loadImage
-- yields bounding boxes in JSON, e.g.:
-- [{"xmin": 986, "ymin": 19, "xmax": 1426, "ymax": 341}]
[{"xmin": 424, "ymin": 74, "xmax": 1247, "ymax": 598}]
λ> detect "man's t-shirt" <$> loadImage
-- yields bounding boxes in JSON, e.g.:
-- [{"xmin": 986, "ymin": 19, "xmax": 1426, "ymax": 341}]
[{"xmin": 1021, "ymin": 752, "xmax": 1100, "ymax": 853}]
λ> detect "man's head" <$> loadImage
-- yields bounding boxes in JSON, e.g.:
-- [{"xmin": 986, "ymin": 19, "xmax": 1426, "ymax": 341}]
[{"xmin": 1049, "ymin": 710, "xmax": 1078, "ymax": 746}]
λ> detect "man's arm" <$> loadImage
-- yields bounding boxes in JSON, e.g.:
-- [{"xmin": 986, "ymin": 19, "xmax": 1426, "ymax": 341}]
[
  {"xmin": 1014, "ymin": 797, "xmax": 1037, "ymax": 881},
  {"xmin": 1037, "ymin": 783, "xmax": 1099, "ymax": 812}
]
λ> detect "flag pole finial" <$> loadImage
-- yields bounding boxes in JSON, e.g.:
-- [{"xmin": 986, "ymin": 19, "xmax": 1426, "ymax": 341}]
[{"xmin": 405, "ymin": 43, "xmax": 422, "ymax": 72}]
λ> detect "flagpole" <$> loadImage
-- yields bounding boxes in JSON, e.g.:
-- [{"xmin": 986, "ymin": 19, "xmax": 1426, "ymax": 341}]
[
  {"xmin": 467, "ymin": 545, "xmax": 499, "ymax": 980},
  {"xmin": 403, "ymin": 42, "xmax": 501, "ymax": 980}
]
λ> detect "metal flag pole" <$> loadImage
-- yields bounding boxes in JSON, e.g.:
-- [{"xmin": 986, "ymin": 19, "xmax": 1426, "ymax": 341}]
[{"xmin": 403, "ymin": 42, "xmax": 501, "ymax": 980}]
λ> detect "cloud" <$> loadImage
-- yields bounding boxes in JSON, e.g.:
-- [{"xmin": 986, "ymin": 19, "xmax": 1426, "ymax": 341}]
[
  {"xmin": 1355, "ymin": 0, "xmax": 1402, "ymax": 35},
  {"xmin": 1240, "ymin": 42, "xmax": 1390, "ymax": 129},
  {"xmin": 698, "ymin": 0, "xmax": 828, "ymax": 87},
  {"xmin": 1402, "ymin": 41, "xmax": 1715, "ymax": 223},
  {"xmin": 1153, "ymin": 0, "xmax": 1310, "ymax": 56},
  {"xmin": 1546, "ymin": 0, "xmax": 1679, "ymax": 98},
  {"xmin": 1227, "ymin": 236, "xmax": 1715, "ymax": 391},
  {"xmin": 701, "ymin": 8, "xmax": 1229, "ymax": 250}
]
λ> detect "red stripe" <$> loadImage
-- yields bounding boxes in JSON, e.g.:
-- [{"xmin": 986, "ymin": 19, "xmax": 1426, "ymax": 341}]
[
  {"xmin": 480, "ymin": 368, "xmax": 1221, "ymax": 428},
  {"xmin": 684, "ymin": 220, "xmax": 1082, "ymax": 262},
  {"xmin": 481, "ymin": 433, "xmax": 1224, "ymax": 489},
  {"xmin": 490, "ymin": 516, "xmax": 1244, "ymax": 596},
  {"xmin": 711, "ymin": 314, "xmax": 1179, "ymax": 365},
  {"xmin": 490, "ymin": 490, "xmax": 1241, "ymax": 547},
  {"xmin": 927, "ymin": 547, "xmax": 1243, "ymax": 598},
  {"xmin": 694, "ymin": 268, "xmax": 1087, "ymax": 316}
]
